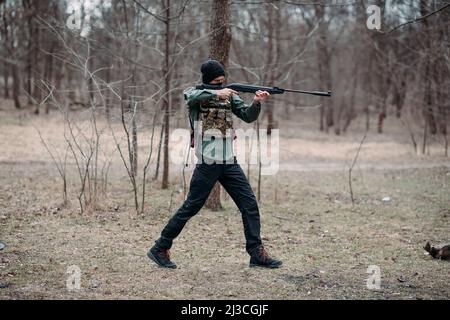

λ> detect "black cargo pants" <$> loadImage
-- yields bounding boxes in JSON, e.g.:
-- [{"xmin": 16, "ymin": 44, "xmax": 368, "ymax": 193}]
[{"xmin": 154, "ymin": 158, "xmax": 262, "ymax": 255}]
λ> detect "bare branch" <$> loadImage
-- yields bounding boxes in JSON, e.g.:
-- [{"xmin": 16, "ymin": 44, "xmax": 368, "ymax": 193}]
[{"xmin": 382, "ymin": 3, "xmax": 450, "ymax": 34}]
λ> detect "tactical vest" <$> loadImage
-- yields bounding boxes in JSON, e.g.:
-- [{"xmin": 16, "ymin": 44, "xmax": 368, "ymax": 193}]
[{"xmin": 198, "ymin": 96, "xmax": 234, "ymax": 138}]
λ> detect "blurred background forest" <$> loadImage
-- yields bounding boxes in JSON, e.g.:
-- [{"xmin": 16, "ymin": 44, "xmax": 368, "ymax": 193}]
[
  {"xmin": 1, "ymin": 0, "xmax": 449, "ymax": 133},
  {"xmin": 1, "ymin": 0, "xmax": 449, "ymax": 212}
]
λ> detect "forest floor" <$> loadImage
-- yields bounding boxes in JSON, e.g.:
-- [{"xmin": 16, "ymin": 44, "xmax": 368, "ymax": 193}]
[{"xmin": 0, "ymin": 100, "xmax": 449, "ymax": 300}]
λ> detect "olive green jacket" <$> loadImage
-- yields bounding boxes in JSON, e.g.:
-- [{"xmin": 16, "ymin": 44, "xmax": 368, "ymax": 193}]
[{"xmin": 183, "ymin": 87, "xmax": 261, "ymax": 162}]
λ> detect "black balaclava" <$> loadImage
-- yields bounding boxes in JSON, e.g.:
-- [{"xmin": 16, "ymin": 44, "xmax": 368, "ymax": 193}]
[{"xmin": 201, "ymin": 59, "xmax": 225, "ymax": 84}]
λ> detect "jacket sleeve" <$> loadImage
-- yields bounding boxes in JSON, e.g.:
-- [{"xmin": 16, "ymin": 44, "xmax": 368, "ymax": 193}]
[
  {"xmin": 183, "ymin": 87, "xmax": 217, "ymax": 109},
  {"xmin": 230, "ymin": 94, "xmax": 261, "ymax": 123}
]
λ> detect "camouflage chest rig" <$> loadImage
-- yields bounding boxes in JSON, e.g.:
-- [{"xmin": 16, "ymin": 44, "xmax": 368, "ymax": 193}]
[{"xmin": 198, "ymin": 96, "xmax": 234, "ymax": 140}]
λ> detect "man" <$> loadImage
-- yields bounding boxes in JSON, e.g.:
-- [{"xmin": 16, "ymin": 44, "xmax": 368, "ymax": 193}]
[{"xmin": 148, "ymin": 59, "xmax": 282, "ymax": 269}]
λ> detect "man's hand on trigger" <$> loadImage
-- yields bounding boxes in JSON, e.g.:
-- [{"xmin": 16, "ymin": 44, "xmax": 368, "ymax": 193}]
[
  {"xmin": 216, "ymin": 88, "xmax": 237, "ymax": 100},
  {"xmin": 253, "ymin": 90, "xmax": 270, "ymax": 103}
]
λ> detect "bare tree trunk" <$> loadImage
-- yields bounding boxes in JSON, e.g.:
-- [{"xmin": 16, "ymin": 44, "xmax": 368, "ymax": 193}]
[
  {"xmin": 256, "ymin": 119, "xmax": 261, "ymax": 202},
  {"xmin": 153, "ymin": 123, "xmax": 164, "ymax": 181},
  {"xmin": 320, "ymin": 102, "xmax": 325, "ymax": 132},
  {"xmin": 374, "ymin": 0, "xmax": 390, "ymax": 134},
  {"xmin": 422, "ymin": 118, "xmax": 428, "ymax": 155},
  {"xmin": 11, "ymin": 64, "xmax": 21, "ymax": 109},
  {"xmin": 433, "ymin": 4, "xmax": 448, "ymax": 155},
  {"xmin": 25, "ymin": 1, "xmax": 33, "ymax": 106},
  {"xmin": 365, "ymin": 106, "xmax": 370, "ymax": 132},
  {"xmin": 131, "ymin": 104, "xmax": 138, "ymax": 178},
  {"xmin": 130, "ymin": 11, "xmax": 139, "ymax": 179},
  {"xmin": 3, "ymin": 66, "xmax": 9, "ymax": 99},
  {"xmin": 423, "ymin": 56, "xmax": 437, "ymax": 135},
  {"xmin": 421, "ymin": 0, "xmax": 438, "ymax": 135},
  {"xmin": 356, "ymin": 2, "xmax": 371, "ymax": 133},
  {"xmin": 87, "ymin": 51, "xmax": 95, "ymax": 104},
  {"xmin": 264, "ymin": 3, "xmax": 276, "ymax": 135},
  {"xmin": 105, "ymin": 64, "xmax": 111, "ymax": 121},
  {"xmin": 205, "ymin": 0, "xmax": 231, "ymax": 210},
  {"xmin": 32, "ymin": 18, "xmax": 41, "ymax": 114},
  {"xmin": 315, "ymin": 5, "xmax": 332, "ymax": 133},
  {"xmin": 266, "ymin": 99, "xmax": 275, "ymax": 135},
  {"xmin": 161, "ymin": 0, "xmax": 171, "ymax": 189},
  {"xmin": 343, "ymin": 63, "xmax": 358, "ymax": 133},
  {"xmin": 393, "ymin": 75, "xmax": 406, "ymax": 119},
  {"xmin": 1, "ymin": 2, "xmax": 11, "ymax": 100},
  {"xmin": 209, "ymin": 0, "xmax": 231, "ymax": 70},
  {"xmin": 377, "ymin": 75, "xmax": 390, "ymax": 134}
]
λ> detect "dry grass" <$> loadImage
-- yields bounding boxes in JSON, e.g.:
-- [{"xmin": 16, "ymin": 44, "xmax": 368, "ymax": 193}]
[{"xmin": 0, "ymin": 100, "xmax": 449, "ymax": 300}]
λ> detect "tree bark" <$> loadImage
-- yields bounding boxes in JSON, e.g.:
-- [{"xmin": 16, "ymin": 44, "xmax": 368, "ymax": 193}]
[
  {"xmin": 265, "ymin": 4, "xmax": 282, "ymax": 135},
  {"xmin": 24, "ymin": 0, "xmax": 33, "ymax": 106},
  {"xmin": 3, "ymin": 66, "xmax": 9, "ymax": 99},
  {"xmin": 1, "ymin": 1, "xmax": 10, "ymax": 100},
  {"xmin": 205, "ymin": 0, "xmax": 231, "ymax": 210},
  {"xmin": 32, "ymin": 15, "xmax": 41, "ymax": 114},
  {"xmin": 420, "ymin": 0, "xmax": 437, "ymax": 135},
  {"xmin": 161, "ymin": 0, "xmax": 171, "ymax": 189},
  {"xmin": 209, "ymin": 0, "xmax": 231, "ymax": 71},
  {"xmin": 315, "ymin": 5, "xmax": 332, "ymax": 133},
  {"xmin": 105, "ymin": 63, "xmax": 111, "ymax": 121},
  {"xmin": 12, "ymin": 64, "xmax": 21, "ymax": 109}
]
